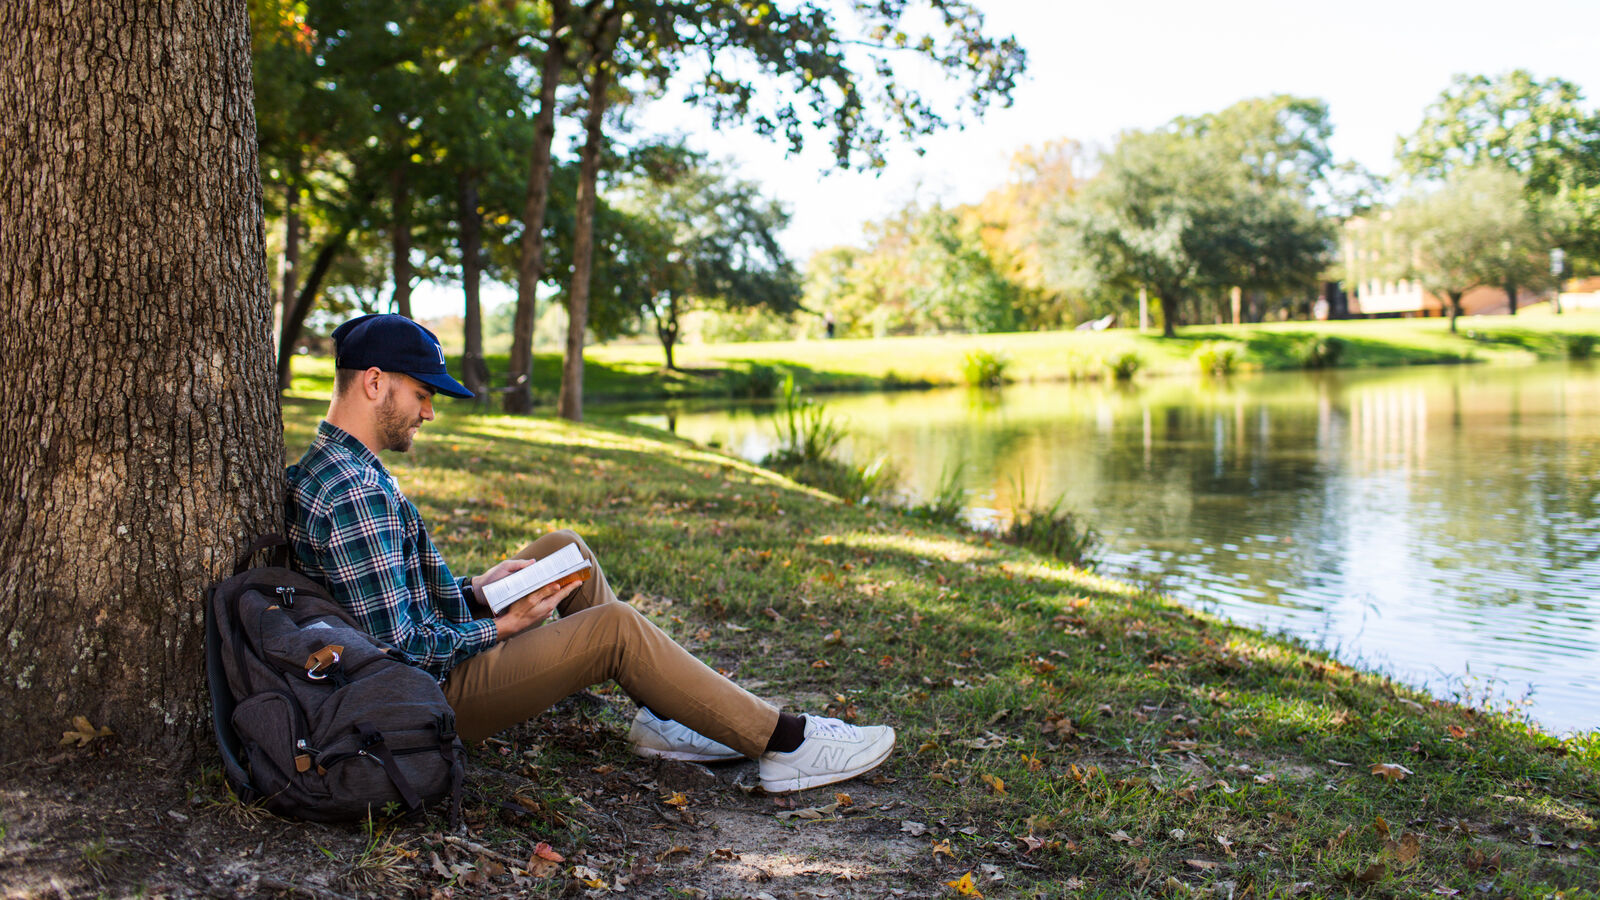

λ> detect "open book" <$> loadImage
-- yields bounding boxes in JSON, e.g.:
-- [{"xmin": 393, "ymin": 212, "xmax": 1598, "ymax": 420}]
[{"xmin": 480, "ymin": 544, "xmax": 592, "ymax": 615}]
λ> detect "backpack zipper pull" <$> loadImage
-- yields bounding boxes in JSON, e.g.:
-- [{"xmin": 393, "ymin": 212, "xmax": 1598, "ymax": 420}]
[
  {"xmin": 276, "ymin": 585, "xmax": 296, "ymax": 609},
  {"xmin": 294, "ymin": 738, "xmax": 316, "ymax": 773}
]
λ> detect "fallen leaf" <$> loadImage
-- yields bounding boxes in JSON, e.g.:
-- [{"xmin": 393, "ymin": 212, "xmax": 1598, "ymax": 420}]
[
  {"xmin": 1017, "ymin": 835, "xmax": 1045, "ymax": 854},
  {"xmin": 662, "ymin": 791, "xmax": 689, "ymax": 809},
  {"xmin": 810, "ymin": 659, "xmax": 831, "ymax": 669},
  {"xmin": 980, "ymin": 774, "xmax": 1007, "ymax": 795},
  {"xmin": 1373, "ymin": 816, "xmax": 1391, "ymax": 839},
  {"xmin": 1173, "ymin": 785, "xmax": 1198, "ymax": 802},
  {"xmin": 655, "ymin": 846, "xmax": 693, "ymax": 861},
  {"xmin": 1370, "ymin": 762, "xmax": 1413, "ymax": 782},
  {"xmin": 1215, "ymin": 835, "xmax": 1235, "ymax": 856},
  {"xmin": 1384, "ymin": 832, "xmax": 1422, "ymax": 864},
  {"xmin": 932, "ymin": 838, "xmax": 955, "ymax": 859},
  {"xmin": 945, "ymin": 871, "xmax": 984, "ymax": 897},
  {"xmin": 834, "ymin": 792, "xmax": 853, "ymax": 808},
  {"xmin": 526, "ymin": 842, "xmax": 564, "ymax": 879},
  {"xmin": 902, "ymin": 820, "xmax": 930, "ymax": 836},
  {"xmin": 1356, "ymin": 862, "xmax": 1386, "ymax": 883},
  {"xmin": 917, "ymin": 740, "xmax": 941, "ymax": 755},
  {"xmin": 1328, "ymin": 825, "xmax": 1355, "ymax": 850},
  {"xmin": 1185, "ymin": 859, "xmax": 1219, "ymax": 870},
  {"xmin": 59, "ymin": 716, "xmax": 114, "ymax": 748},
  {"xmin": 777, "ymin": 801, "xmax": 840, "ymax": 822}
]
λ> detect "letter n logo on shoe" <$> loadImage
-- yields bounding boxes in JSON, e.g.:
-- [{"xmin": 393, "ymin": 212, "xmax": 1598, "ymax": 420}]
[{"xmin": 812, "ymin": 746, "xmax": 843, "ymax": 771}]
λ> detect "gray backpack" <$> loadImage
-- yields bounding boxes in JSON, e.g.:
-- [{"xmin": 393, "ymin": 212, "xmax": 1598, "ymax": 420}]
[{"xmin": 205, "ymin": 535, "xmax": 464, "ymax": 823}]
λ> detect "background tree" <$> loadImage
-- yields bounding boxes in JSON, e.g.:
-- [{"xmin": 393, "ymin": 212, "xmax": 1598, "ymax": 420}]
[
  {"xmin": 0, "ymin": 0, "xmax": 281, "ymax": 759},
  {"xmin": 1384, "ymin": 166, "xmax": 1553, "ymax": 332},
  {"xmin": 614, "ymin": 153, "xmax": 801, "ymax": 368},
  {"xmin": 1048, "ymin": 96, "xmax": 1336, "ymax": 336},
  {"xmin": 1398, "ymin": 69, "xmax": 1600, "ymax": 269}
]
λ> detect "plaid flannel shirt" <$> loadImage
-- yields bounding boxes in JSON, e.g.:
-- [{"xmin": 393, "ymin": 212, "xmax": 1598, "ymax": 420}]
[{"xmin": 286, "ymin": 421, "xmax": 495, "ymax": 680}]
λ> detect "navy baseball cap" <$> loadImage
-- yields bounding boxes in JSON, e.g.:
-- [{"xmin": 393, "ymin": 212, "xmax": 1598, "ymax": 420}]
[{"xmin": 332, "ymin": 314, "xmax": 474, "ymax": 399}]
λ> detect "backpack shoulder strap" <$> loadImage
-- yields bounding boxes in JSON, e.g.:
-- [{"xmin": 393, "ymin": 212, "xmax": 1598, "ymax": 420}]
[{"xmin": 234, "ymin": 533, "xmax": 290, "ymax": 576}]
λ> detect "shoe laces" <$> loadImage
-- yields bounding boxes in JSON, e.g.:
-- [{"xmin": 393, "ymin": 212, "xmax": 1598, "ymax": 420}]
[{"xmin": 807, "ymin": 716, "xmax": 860, "ymax": 741}]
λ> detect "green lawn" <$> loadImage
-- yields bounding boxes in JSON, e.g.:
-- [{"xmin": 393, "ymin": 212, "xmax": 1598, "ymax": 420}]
[
  {"xmin": 293, "ymin": 312, "xmax": 1600, "ymax": 408},
  {"xmin": 274, "ymin": 396, "xmax": 1600, "ymax": 897}
]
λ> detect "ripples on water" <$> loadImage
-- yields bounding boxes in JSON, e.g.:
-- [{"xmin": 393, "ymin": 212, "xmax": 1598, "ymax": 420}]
[{"xmin": 635, "ymin": 363, "xmax": 1600, "ymax": 735}]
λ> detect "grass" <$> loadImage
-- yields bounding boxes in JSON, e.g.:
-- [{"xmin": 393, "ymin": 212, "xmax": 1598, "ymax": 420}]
[
  {"xmin": 275, "ymin": 396, "xmax": 1600, "ymax": 897},
  {"xmin": 294, "ymin": 311, "xmax": 1600, "ymax": 408}
]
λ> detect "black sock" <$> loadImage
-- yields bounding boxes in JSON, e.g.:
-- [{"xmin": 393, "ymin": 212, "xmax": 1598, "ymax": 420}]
[{"xmin": 765, "ymin": 713, "xmax": 807, "ymax": 753}]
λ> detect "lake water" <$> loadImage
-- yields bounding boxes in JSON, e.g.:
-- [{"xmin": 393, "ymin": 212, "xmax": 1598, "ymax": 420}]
[{"xmin": 629, "ymin": 363, "xmax": 1600, "ymax": 735}]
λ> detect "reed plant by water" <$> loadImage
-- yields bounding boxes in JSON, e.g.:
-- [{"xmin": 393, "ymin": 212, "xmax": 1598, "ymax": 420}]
[
  {"xmin": 1003, "ymin": 481, "xmax": 1099, "ymax": 567},
  {"xmin": 1105, "ymin": 350, "xmax": 1143, "ymax": 381},
  {"xmin": 961, "ymin": 348, "xmax": 1010, "ymax": 387},
  {"xmin": 1194, "ymin": 341, "xmax": 1242, "ymax": 376}
]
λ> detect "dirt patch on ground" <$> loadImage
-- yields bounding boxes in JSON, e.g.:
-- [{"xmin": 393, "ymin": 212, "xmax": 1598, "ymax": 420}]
[{"xmin": 0, "ymin": 699, "xmax": 956, "ymax": 899}]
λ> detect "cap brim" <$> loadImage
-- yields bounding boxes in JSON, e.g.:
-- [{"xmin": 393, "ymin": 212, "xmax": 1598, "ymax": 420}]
[{"xmin": 411, "ymin": 370, "xmax": 475, "ymax": 400}]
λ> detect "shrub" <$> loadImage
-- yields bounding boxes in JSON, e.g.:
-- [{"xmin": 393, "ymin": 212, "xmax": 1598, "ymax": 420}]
[
  {"xmin": 725, "ymin": 363, "xmax": 782, "ymax": 398},
  {"xmin": 1194, "ymin": 342, "xmax": 1242, "ymax": 376},
  {"xmin": 1566, "ymin": 334, "xmax": 1598, "ymax": 360},
  {"xmin": 962, "ymin": 349, "xmax": 1010, "ymax": 388},
  {"xmin": 767, "ymin": 374, "xmax": 846, "ymax": 465},
  {"xmin": 1105, "ymin": 351, "xmax": 1142, "ymax": 381},
  {"xmin": 768, "ymin": 455, "xmax": 900, "ymax": 506},
  {"xmin": 1299, "ymin": 335, "xmax": 1344, "ymax": 369},
  {"xmin": 1003, "ymin": 491, "xmax": 1099, "ymax": 568},
  {"xmin": 905, "ymin": 462, "xmax": 968, "ymax": 527}
]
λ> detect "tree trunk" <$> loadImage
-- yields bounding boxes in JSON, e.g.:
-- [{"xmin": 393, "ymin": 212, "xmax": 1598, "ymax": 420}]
[
  {"xmin": 1505, "ymin": 279, "xmax": 1518, "ymax": 316},
  {"xmin": 0, "ymin": 0, "xmax": 282, "ymax": 761},
  {"xmin": 505, "ymin": 0, "xmax": 571, "ymax": 415},
  {"xmin": 1159, "ymin": 291, "xmax": 1180, "ymax": 338},
  {"xmin": 459, "ymin": 170, "xmax": 490, "ymax": 399},
  {"xmin": 390, "ymin": 160, "xmax": 413, "ymax": 317},
  {"xmin": 277, "ymin": 233, "xmax": 349, "ymax": 390},
  {"xmin": 1447, "ymin": 291, "xmax": 1463, "ymax": 333},
  {"xmin": 656, "ymin": 294, "xmax": 680, "ymax": 371},
  {"xmin": 280, "ymin": 155, "xmax": 301, "ymax": 342},
  {"xmin": 557, "ymin": 6, "xmax": 623, "ymax": 423}
]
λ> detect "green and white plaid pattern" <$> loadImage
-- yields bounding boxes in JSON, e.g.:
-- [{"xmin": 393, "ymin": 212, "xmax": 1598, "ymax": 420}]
[{"xmin": 286, "ymin": 421, "xmax": 495, "ymax": 680}]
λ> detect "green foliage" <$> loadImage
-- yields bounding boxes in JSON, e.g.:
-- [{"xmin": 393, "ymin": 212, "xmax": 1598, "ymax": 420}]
[
  {"xmin": 1104, "ymin": 350, "xmax": 1142, "ymax": 380},
  {"xmin": 1398, "ymin": 69, "xmax": 1600, "ymax": 266},
  {"xmin": 1003, "ymin": 487, "xmax": 1099, "ymax": 568},
  {"xmin": 1298, "ymin": 335, "xmax": 1344, "ymax": 369},
  {"xmin": 767, "ymin": 375, "xmax": 847, "ymax": 465},
  {"xmin": 904, "ymin": 462, "xmax": 968, "ymax": 527},
  {"xmin": 1050, "ymin": 96, "xmax": 1336, "ymax": 337},
  {"xmin": 611, "ymin": 148, "xmax": 801, "ymax": 367},
  {"xmin": 1567, "ymin": 334, "xmax": 1598, "ymax": 359},
  {"xmin": 1378, "ymin": 166, "xmax": 1556, "ymax": 330},
  {"xmin": 724, "ymin": 362, "xmax": 783, "ymax": 399},
  {"xmin": 1194, "ymin": 342, "xmax": 1242, "ymax": 376},
  {"xmin": 961, "ymin": 349, "xmax": 1010, "ymax": 387}
]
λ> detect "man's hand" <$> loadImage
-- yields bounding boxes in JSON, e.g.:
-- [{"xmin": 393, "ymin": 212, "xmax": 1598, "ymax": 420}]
[
  {"xmin": 472, "ymin": 557, "xmax": 534, "ymax": 595},
  {"xmin": 492, "ymin": 578, "xmax": 583, "ymax": 641}
]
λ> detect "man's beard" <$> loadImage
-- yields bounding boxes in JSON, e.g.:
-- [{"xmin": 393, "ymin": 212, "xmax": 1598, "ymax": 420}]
[{"xmin": 377, "ymin": 388, "xmax": 421, "ymax": 452}]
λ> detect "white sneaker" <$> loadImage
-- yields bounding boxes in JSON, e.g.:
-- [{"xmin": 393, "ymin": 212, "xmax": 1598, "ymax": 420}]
[
  {"xmin": 759, "ymin": 716, "xmax": 895, "ymax": 793},
  {"xmin": 627, "ymin": 708, "xmax": 743, "ymax": 762}
]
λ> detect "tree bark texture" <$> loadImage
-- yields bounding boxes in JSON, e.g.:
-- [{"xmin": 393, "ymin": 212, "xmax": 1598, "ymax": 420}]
[
  {"xmin": 459, "ymin": 171, "xmax": 490, "ymax": 399},
  {"xmin": 505, "ymin": 0, "xmax": 570, "ymax": 415},
  {"xmin": 558, "ymin": 6, "xmax": 623, "ymax": 423},
  {"xmin": 0, "ymin": 0, "xmax": 283, "ymax": 760}
]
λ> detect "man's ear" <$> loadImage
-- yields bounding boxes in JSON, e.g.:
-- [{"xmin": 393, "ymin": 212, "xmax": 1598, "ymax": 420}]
[{"xmin": 361, "ymin": 367, "xmax": 385, "ymax": 401}]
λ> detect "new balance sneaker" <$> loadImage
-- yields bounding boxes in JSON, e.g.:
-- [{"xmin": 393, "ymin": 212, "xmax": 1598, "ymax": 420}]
[
  {"xmin": 627, "ymin": 708, "xmax": 743, "ymax": 762},
  {"xmin": 758, "ymin": 716, "xmax": 895, "ymax": 793}
]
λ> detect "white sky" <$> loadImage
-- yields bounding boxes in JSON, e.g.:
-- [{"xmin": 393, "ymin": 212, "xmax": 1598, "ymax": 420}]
[
  {"xmin": 655, "ymin": 0, "xmax": 1600, "ymax": 259},
  {"xmin": 416, "ymin": 0, "xmax": 1600, "ymax": 316}
]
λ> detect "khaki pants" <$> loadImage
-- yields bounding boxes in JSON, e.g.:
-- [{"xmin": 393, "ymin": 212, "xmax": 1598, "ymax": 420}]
[{"xmin": 442, "ymin": 530, "xmax": 779, "ymax": 758}]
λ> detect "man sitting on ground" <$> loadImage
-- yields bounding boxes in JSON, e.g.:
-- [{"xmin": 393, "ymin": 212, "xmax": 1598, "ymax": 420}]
[{"xmin": 285, "ymin": 314, "xmax": 894, "ymax": 792}]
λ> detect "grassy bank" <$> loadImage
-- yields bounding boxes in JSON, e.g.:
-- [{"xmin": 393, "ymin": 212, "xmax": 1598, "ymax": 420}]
[
  {"xmin": 304, "ymin": 400, "xmax": 1595, "ymax": 896},
  {"xmin": 7, "ymin": 401, "xmax": 1595, "ymax": 897},
  {"xmin": 292, "ymin": 312, "xmax": 1600, "ymax": 406}
]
